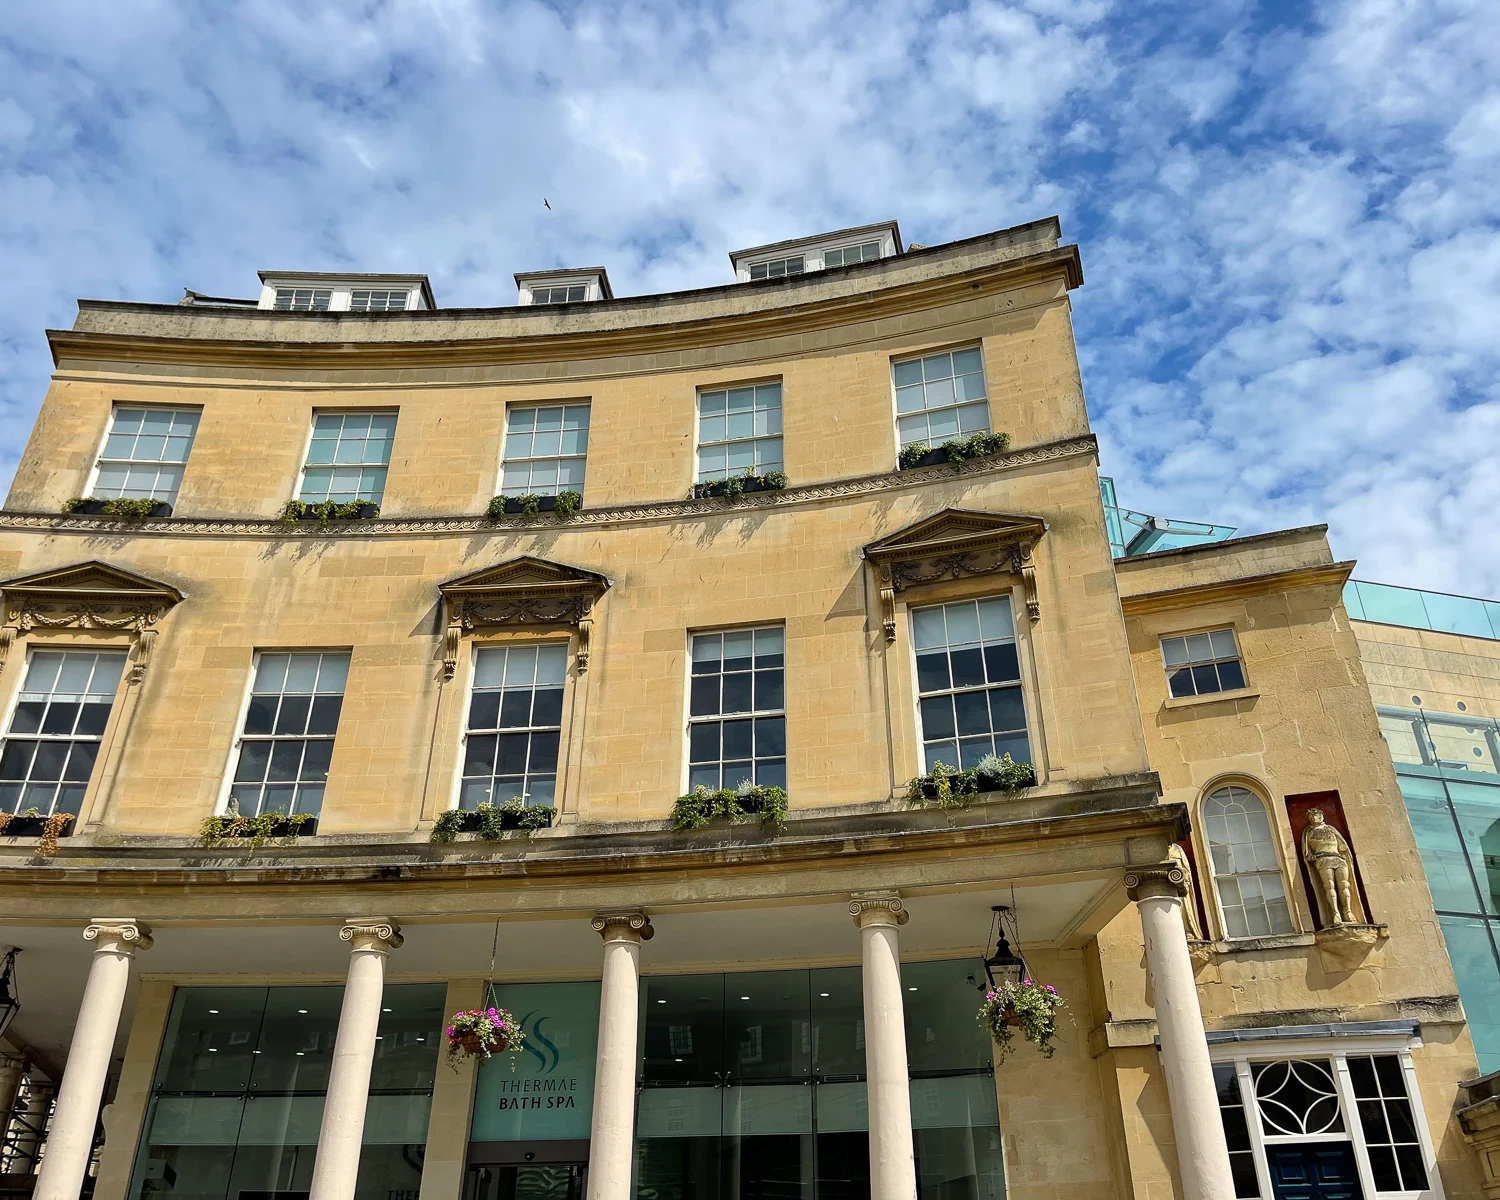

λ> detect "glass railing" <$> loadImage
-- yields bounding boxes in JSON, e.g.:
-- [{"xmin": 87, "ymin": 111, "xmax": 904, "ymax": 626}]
[
  {"xmin": 1378, "ymin": 707, "xmax": 1500, "ymax": 776},
  {"xmin": 1346, "ymin": 580, "xmax": 1500, "ymax": 641}
]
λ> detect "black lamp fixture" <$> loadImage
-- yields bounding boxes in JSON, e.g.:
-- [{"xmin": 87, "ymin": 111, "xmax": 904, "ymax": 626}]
[
  {"xmin": 0, "ymin": 948, "xmax": 20, "ymax": 1039},
  {"xmin": 983, "ymin": 906, "xmax": 1025, "ymax": 989}
]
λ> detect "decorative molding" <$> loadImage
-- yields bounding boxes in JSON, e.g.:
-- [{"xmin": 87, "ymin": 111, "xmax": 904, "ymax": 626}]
[
  {"xmin": 0, "ymin": 562, "xmax": 183, "ymax": 685},
  {"xmin": 849, "ymin": 891, "xmax": 909, "ymax": 927},
  {"xmin": 0, "ymin": 436, "xmax": 1097, "ymax": 542},
  {"xmin": 590, "ymin": 910, "xmax": 654, "ymax": 941},
  {"xmin": 83, "ymin": 917, "xmax": 153, "ymax": 953},
  {"xmin": 1124, "ymin": 863, "xmax": 1189, "ymax": 903},
  {"xmin": 339, "ymin": 918, "xmax": 404, "ymax": 952},
  {"xmin": 863, "ymin": 509, "xmax": 1049, "ymax": 641},
  {"xmin": 1118, "ymin": 562, "xmax": 1356, "ymax": 616},
  {"xmin": 438, "ymin": 556, "xmax": 610, "ymax": 680}
]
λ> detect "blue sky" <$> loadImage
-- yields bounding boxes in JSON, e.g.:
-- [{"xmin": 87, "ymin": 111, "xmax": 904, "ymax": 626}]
[{"xmin": 2, "ymin": 0, "xmax": 1497, "ymax": 594}]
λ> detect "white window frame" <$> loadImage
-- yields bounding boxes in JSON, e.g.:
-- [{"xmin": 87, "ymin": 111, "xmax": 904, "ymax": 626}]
[
  {"xmin": 1198, "ymin": 782, "xmax": 1298, "ymax": 941},
  {"xmin": 499, "ymin": 402, "xmax": 591, "ymax": 498},
  {"xmin": 348, "ymin": 288, "xmax": 412, "ymax": 312},
  {"xmin": 216, "ymin": 649, "xmax": 351, "ymax": 818},
  {"xmin": 85, "ymin": 404, "xmax": 202, "ymax": 505},
  {"xmin": 1209, "ymin": 1034, "xmax": 1444, "ymax": 1200},
  {"xmin": 682, "ymin": 624, "xmax": 787, "ymax": 795},
  {"xmin": 454, "ymin": 640, "xmax": 570, "ymax": 810},
  {"xmin": 694, "ymin": 379, "xmax": 784, "ymax": 483},
  {"xmin": 295, "ymin": 409, "xmax": 398, "ymax": 506},
  {"xmin": 1161, "ymin": 627, "xmax": 1249, "ymax": 698},
  {"xmin": 747, "ymin": 255, "xmax": 805, "ymax": 281},
  {"xmin": 890, "ymin": 344, "xmax": 992, "ymax": 453},
  {"xmin": 907, "ymin": 591, "xmax": 1033, "ymax": 776},
  {"xmin": 822, "ymin": 241, "xmax": 882, "ymax": 269}
]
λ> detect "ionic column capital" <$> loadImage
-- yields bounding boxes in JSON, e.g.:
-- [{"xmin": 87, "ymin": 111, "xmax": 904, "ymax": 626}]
[
  {"xmin": 849, "ymin": 892, "xmax": 909, "ymax": 929},
  {"xmin": 1124, "ymin": 863, "xmax": 1189, "ymax": 904},
  {"xmin": 590, "ymin": 911, "xmax": 654, "ymax": 942},
  {"xmin": 83, "ymin": 918, "xmax": 153, "ymax": 954},
  {"xmin": 339, "ymin": 918, "xmax": 403, "ymax": 953}
]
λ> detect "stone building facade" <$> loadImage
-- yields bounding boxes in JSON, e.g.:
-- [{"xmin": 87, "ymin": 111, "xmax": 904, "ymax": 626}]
[{"xmin": 0, "ymin": 218, "xmax": 1485, "ymax": 1200}]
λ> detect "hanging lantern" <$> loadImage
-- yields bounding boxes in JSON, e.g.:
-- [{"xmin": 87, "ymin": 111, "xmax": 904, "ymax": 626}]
[
  {"xmin": 983, "ymin": 906, "xmax": 1025, "ymax": 989},
  {"xmin": 0, "ymin": 949, "xmax": 20, "ymax": 1039}
]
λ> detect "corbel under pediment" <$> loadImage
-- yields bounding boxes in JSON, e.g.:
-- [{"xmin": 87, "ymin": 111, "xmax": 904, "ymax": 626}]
[
  {"xmin": 438, "ymin": 555, "xmax": 611, "ymax": 678},
  {"xmin": 0, "ymin": 560, "xmax": 185, "ymax": 682},
  {"xmin": 862, "ymin": 508, "xmax": 1048, "ymax": 641}
]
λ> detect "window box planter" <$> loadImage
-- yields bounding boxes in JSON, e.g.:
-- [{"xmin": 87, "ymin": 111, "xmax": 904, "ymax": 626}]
[
  {"xmin": 502, "ymin": 495, "xmax": 557, "ymax": 514},
  {"xmin": 671, "ymin": 784, "xmax": 788, "ymax": 831},
  {"xmin": 486, "ymin": 491, "xmax": 582, "ymax": 520},
  {"xmin": 0, "ymin": 813, "xmax": 76, "ymax": 839},
  {"xmin": 281, "ymin": 501, "xmax": 381, "ymax": 523},
  {"xmin": 199, "ymin": 813, "xmax": 319, "ymax": 848},
  {"xmin": 897, "ymin": 432, "xmax": 1012, "ymax": 471},
  {"xmin": 904, "ymin": 755, "xmax": 1035, "ymax": 809},
  {"xmin": 63, "ymin": 498, "xmax": 173, "ymax": 519},
  {"xmin": 692, "ymin": 471, "xmax": 788, "ymax": 500},
  {"xmin": 430, "ymin": 803, "xmax": 557, "ymax": 841}
]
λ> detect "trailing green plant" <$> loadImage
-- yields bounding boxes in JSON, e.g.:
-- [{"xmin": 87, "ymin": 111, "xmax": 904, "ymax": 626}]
[
  {"xmin": 670, "ymin": 782, "xmax": 788, "ymax": 832},
  {"xmin": 978, "ymin": 978, "xmax": 1067, "ymax": 1063},
  {"xmin": 62, "ymin": 496, "xmax": 163, "ymax": 520},
  {"xmin": 693, "ymin": 469, "xmax": 786, "ymax": 500},
  {"xmin": 903, "ymin": 754, "xmax": 1035, "ymax": 810},
  {"xmin": 553, "ymin": 490, "xmax": 583, "ymax": 519},
  {"xmin": 199, "ymin": 811, "xmax": 315, "ymax": 850},
  {"xmin": 279, "ymin": 499, "xmax": 378, "ymax": 525},
  {"xmin": 485, "ymin": 495, "xmax": 509, "ymax": 520},
  {"xmin": 939, "ymin": 431, "xmax": 1012, "ymax": 463},
  {"xmin": 17, "ymin": 808, "xmax": 42, "ymax": 819},
  {"xmin": 37, "ymin": 811, "xmax": 74, "ymax": 857},
  {"xmin": 758, "ymin": 471, "xmax": 787, "ymax": 490},
  {"xmin": 429, "ymin": 802, "xmax": 557, "ymax": 843},
  {"xmin": 0, "ymin": 813, "xmax": 11, "ymax": 836},
  {"xmin": 515, "ymin": 493, "xmax": 542, "ymax": 516},
  {"xmin": 898, "ymin": 442, "xmax": 933, "ymax": 469}
]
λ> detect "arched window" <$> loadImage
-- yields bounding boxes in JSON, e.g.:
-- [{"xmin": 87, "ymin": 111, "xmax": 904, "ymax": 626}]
[{"xmin": 1202, "ymin": 785, "xmax": 1295, "ymax": 938}]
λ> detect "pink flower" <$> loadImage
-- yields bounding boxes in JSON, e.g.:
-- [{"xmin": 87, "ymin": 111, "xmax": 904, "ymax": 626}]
[{"xmin": 446, "ymin": 1027, "xmax": 454, "ymax": 1037}]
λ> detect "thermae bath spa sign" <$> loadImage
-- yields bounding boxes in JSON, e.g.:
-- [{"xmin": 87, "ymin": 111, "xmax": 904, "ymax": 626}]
[{"xmin": 471, "ymin": 981, "xmax": 600, "ymax": 1142}]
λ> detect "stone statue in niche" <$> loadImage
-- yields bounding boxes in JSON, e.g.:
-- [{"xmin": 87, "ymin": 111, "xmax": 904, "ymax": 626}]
[
  {"xmin": 1301, "ymin": 809, "xmax": 1363, "ymax": 926},
  {"xmin": 1167, "ymin": 843, "xmax": 1203, "ymax": 940}
]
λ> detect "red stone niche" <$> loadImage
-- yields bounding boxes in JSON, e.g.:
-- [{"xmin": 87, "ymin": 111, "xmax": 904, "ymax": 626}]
[
  {"xmin": 1284, "ymin": 791, "xmax": 1373, "ymax": 928},
  {"xmin": 1175, "ymin": 836, "xmax": 1213, "ymax": 939}
]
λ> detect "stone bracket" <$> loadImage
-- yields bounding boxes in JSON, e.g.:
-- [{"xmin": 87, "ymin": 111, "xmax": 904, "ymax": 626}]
[{"xmin": 1313, "ymin": 923, "xmax": 1388, "ymax": 972}]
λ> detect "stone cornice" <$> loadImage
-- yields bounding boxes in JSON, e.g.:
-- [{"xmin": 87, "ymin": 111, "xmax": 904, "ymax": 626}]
[
  {"xmin": 1118, "ymin": 562, "xmax": 1356, "ymax": 616},
  {"xmin": 50, "ymin": 245, "xmax": 1082, "ymax": 372},
  {"xmin": 0, "ymin": 436, "xmax": 1097, "ymax": 541}
]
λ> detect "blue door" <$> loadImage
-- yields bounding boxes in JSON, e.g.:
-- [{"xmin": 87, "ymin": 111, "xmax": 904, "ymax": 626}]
[{"xmin": 1266, "ymin": 1144, "xmax": 1363, "ymax": 1200}]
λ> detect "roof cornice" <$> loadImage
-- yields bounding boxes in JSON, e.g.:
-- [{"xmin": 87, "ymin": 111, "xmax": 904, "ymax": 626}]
[
  {"xmin": 48, "ymin": 244, "xmax": 1082, "ymax": 372},
  {"xmin": 1119, "ymin": 561, "xmax": 1357, "ymax": 615}
]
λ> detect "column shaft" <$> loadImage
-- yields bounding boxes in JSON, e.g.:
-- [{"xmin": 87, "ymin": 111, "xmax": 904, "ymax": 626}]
[
  {"xmin": 1128, "ymin": 867, "xmax": 1235, "ymax": 1200},
  {"xmin": 308, "ymin": 919, "xmax": 403, "ymax": 1200},
  {"xmin": 34, "ymin": 919, "xmax": 151, "ymax": 1200},
  {"xmin": 852, "ymin": 894, "xmax": 917, "ymax": 1200},
  {"xmin": 586, "ymin": 912, "xmax": 652, "ymax": 1200}
]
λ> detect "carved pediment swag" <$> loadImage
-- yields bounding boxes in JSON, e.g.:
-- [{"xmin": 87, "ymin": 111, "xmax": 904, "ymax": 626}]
[
  {"xmin": 862, "ymin": 509, "xmax": 1048, "ymax": 642},
  {"xmin": 438, "ymin": 556, "xmax": 611, "ymax": 679},
  {"xmin": 0, "ymin": 561, "xmax": 184, "ymax": 683}
]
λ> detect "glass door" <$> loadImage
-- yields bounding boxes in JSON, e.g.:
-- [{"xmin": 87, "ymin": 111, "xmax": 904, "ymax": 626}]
[{"xmin": 465, "ymin": 1162, "xmax": 586, "ymax": 1200}]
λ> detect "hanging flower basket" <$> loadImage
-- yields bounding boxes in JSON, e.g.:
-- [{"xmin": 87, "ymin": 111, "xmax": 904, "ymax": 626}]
[
  {"xmin": 446, "ymin": 1005, "xmax": 525, "ymax": 1068},
  {"xmin": 978, "ymin": 978, "xmax": 1067, "ymax": 1063}
]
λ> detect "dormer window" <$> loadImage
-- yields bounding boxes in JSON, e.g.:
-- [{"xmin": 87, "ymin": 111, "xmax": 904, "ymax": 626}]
[
  {"xmin": 274, "ymin": 288, "xmax": 332, "ymax": 312},
  {"xmin": 515, "ymin": 269, "xmax": 613, "ymax": 306},
  {"xmin": 749, "ymin": 256, "xmax": 805, "ymax": 281},
  {"xmin": 730, "ymin": 222, "xmax": 902, "ymax": 283},
  {"xmin": 258, "ymin": 273, "xmax": 433, "ymax": 312}
]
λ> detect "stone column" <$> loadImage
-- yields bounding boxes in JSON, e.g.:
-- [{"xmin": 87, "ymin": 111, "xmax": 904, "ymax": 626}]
[
  {"xmin": 1125, "ymin": 864, "xmax": 1235, "ymax": 1200},
  {"xmin": 585, "ymin": 911, "xmax": 653, "ymax": 1200},
  {"xmin": 12, "ymin": 1080, "xmax": 54, "ymax": 1173},
  {"xmin": 851, "ymin": 893, "xmax": 917, "ymax": 1200},
  {"xmin": 308, "ymin": 918, "xmax": 404, "ymax": 1200},
  {"xmin": 34, "ymin": 918, "xmax": 152, "ymax": 1200}
]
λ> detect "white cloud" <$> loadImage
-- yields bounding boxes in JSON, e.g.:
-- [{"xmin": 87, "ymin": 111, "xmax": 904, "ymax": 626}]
[{"xmin": 0, "ymin": 0, "xmax": 1496, "ymax": 597}]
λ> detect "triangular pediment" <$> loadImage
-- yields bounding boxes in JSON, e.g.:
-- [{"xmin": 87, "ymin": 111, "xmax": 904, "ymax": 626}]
[
  {"xmin": 864, "ymin": 509, "xmax": 1048, "ymax": 560},
  {"xmin": 0, "ymin": 560, "xmax": 184, "ymax": 602},
  {"xmin": 439, "ymin": 555, "xmax": 610, "ymax": 597}
]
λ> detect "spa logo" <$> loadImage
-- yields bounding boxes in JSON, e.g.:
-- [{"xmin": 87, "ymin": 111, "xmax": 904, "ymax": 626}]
[{"xmin": 521, "ymin": 1010, "xmax": 562, "ymax": 1074}]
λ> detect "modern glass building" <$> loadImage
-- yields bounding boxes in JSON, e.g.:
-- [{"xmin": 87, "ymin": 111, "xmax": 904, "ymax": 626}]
[{"xmin": 1349, "ymin": 578, "xmax": 1500, "ymax": 1073}]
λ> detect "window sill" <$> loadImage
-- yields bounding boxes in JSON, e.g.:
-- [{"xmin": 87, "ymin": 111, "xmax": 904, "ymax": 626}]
[
  {"xmin": 1163, "ymin": 687, "xmax": 1260, "ymax": 711},
  {"xmin": 1205, "ymin": 932, "xmax": 1316, "ymax": 954}
]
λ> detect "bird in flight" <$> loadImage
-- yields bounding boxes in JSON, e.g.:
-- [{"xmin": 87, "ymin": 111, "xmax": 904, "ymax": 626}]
[{"xmin": 544, "ymin": 199, "xmax": 552, "ymax": 211}]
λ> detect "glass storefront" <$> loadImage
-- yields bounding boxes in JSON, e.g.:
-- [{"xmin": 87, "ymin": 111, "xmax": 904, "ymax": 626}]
[
  {"xmin": 128, "ymin": 982, "xmax": 445, "ymax": 1199},
  {"xmin": 1379, "ymin": 706, "xmax": 1500, "ymax": 1072},
  {"xmin": 633, "ymin": 959, "xmax": 1003, "ymax": 1200}
]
